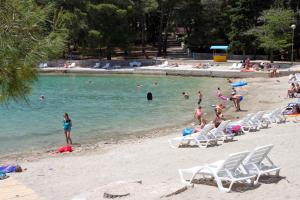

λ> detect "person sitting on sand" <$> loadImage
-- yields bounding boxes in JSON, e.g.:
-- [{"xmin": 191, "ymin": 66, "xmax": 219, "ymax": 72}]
[
  {"xmin": 227, "ymin": 78, "xmax": 233, "ymax": 83},
  {"xmin": 229, "ymin": 94, "xmax": 242, "ymax": 111},
  {"xmin": 193, "ymin": 118, "xmax": 207, "ymax": 133},
  {"xmin": 182, "ymin": 92, "xmax": 189, "ymax": 99},
  {"xmin": 288, "ymin": 83, "xmax": 297, "ymax": 98},
  {"xmin": 288, "ymin": 72, "xmax": 297, "ymax": 83},
  {"xmin": 270, "ymin": 65, "xmax": 279, "ymax": 78},
  {"xmin": 0, "ymin": 164, "xmax": 23, "ymax": 173},
  {"xmin": 194, "ymin": 106, "xmax": 203, "ymax": 125}
]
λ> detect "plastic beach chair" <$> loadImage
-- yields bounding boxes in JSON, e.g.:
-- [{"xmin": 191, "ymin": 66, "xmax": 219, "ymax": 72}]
[
  {"xmin": 241, "ymin": 144, "xmax": 280, "ymax": 184},
  {"xmin": 229, "ymin": 114, "xmax": 258, "ymax": 133},
  {"xmin": 263, "ymin": 108, "xmax": 286, "ymax": 124},
  {"xmin": 249, "ymin": 111, "xmax": 269, "ymax": 129},
  {"xmin": 129, "ymin": 61, "xmax": 142, "ymax": 67},
  {"xmin": 210, "ymin": 120, "xmax": 234, "ymax": 143},
  {"xmin": 93, "ymin": 62, "xmax": 100, "ymax": 68},
  {"xmin": 168, "ymin": 124, "xmax": 216, "ymax": 148},
  {"xmin": 102, "ymin": 63, "xmax": 110, "ymax": 69},
  {"xmin": 178, "ymin": 151, "xmax": 256, "ymax": 192}
]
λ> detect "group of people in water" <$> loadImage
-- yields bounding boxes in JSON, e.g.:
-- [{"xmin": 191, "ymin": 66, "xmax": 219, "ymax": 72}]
[{"xmin": 192, "ymin": 85, "xmax": 244, "ymax": 129}]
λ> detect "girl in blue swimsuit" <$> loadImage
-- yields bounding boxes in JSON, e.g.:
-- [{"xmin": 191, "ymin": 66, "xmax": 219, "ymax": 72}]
[{"xmin": 63, "ymin": 113, "xmax": 73, "ymax": 144}]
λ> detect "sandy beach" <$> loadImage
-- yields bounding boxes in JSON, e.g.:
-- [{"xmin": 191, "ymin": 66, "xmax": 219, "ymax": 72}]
[{"xmin": 1, "ymin": 75, "xmax": 300, "ymax": 200}]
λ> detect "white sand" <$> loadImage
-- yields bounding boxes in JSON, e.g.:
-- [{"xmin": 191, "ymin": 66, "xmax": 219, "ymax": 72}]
[{"xmin": 3, "ymin": 76, "xmax": 300, "ymax": 200}]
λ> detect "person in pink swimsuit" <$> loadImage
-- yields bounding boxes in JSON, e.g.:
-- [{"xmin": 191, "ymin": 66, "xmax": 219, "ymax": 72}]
[{"xmin": 194, "ymin": 106, "xmax": 203, "ymax": 125}]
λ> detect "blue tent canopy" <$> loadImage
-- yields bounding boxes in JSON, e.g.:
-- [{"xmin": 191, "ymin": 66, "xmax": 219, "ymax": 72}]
[{"xmin": 210, "ymin": 45, "xmax": 229, "ymax": 50}]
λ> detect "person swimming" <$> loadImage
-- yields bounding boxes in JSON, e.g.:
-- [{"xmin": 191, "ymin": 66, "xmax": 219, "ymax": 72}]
[
  {"xmin": 147, "ymin": 92, "xmax": 153, "ymax": 101},
  {"xmin": 182, "ymin": 92, "xmax": 189, "ymax": 99},
  {"xmin": 39, "ymin": 95, "xmax": 45, "ymax": 101}
]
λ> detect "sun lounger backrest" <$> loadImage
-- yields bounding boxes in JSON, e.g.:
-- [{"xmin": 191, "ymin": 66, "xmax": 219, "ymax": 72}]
[
  {"xmin": 200, "ymin": 124, "xmax": 214, "ymax": 133},
  {"xmin": 216, "ymin": 120, "xmax": 230, "ymax": 132},
  {"xmin": 218, "ymin": 151, "xmax": 250, "ymax": 173},
  {"xmin": 244, "ymin": 144, "xmax": 273, "ymax": 165}
]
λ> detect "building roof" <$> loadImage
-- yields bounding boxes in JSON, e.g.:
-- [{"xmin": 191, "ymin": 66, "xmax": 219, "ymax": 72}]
[{"xmin": 210, "ymin": 45, "xmax": 229, "ymax": 50}]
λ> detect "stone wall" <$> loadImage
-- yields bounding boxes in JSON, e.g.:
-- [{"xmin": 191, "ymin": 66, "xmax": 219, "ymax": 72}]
[{"xmin": 45, "ymin": 59, "xmax": 163, "ymax": 68}]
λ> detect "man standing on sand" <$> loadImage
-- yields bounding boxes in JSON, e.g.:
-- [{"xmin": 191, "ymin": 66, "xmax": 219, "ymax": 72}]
[{"xmin": 230, "ymin": 94, "xmax": 242, "ymax": 111}]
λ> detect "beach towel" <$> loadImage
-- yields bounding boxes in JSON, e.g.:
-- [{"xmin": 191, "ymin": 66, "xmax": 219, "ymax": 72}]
[
  {"xmin": 0, "ymin": 165, "xmax": 18, "ymax": 173},
  {"xmin": 58, "ymin": 145, "xmax": 73, "ymax": 153},
  {"xmin": 182, "ymin": 128, "xmax": 194, "ymax": 136}
]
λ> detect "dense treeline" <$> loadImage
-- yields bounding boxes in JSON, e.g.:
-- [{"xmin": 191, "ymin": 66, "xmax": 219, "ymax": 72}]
[{"xmin": 38, "ymin": 0, "xmax": 300, "ymax": 60}]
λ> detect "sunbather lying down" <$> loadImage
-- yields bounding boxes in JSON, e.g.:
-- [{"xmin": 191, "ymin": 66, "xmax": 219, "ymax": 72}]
[{"xmin": 0, "ymin": 164, "xmax": 23, "ymax": 173}]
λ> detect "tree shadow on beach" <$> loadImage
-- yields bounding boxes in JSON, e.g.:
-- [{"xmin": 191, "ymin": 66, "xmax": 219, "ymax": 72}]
[{"xmin": 191, "ymin": 178, "xmax": 261, "ymax": 193}]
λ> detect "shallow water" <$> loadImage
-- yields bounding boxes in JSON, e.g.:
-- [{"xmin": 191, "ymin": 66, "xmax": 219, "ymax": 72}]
[{"xmin": 0, "ymin": 74, "xmax": 228, "ymax": 155}]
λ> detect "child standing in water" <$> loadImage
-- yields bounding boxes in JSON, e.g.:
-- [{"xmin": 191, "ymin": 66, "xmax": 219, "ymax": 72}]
[{"xmin": 63, "ymin": 113, "xmax": 73, "ymax": 144}]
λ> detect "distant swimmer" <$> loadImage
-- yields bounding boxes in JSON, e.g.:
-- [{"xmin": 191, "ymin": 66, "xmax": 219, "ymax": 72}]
[
  {"xmin": 182, "ymin": 92, "xmax": 189, "ymax": 99},
  {"xmin": 197, "ymin": 91, "xmax": 202, "ymax": 105},
  {"xmin": 147, "ymin": 92, "xmax": 153, "ymax": 101},
  {"xmin": 153, "ymin": 82, "xmax": 158, "ymax": 86},
  {"xmin": 137, "ymin": 84, "xmax": 143, "ymax": 88},
  {"xmin": 39, "ymin": 95, "xmax": 45, "ymax": 101}
]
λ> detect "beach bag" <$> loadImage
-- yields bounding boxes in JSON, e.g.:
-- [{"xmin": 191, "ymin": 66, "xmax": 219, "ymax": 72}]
[
  {"xmin": 58, "ymin": 145, "xmax": 73, "ymax": 153},
  {"xmin": 182, "ymin": 128, "xmax": 193, "ymax": 136},
  {"xmin": 231, "ymin": 125, "xmax": 241, "ymax": 133}
]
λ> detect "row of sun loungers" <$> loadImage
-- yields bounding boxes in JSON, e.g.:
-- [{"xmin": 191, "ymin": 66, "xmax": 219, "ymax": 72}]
[
  {"xmin": 179, "ymin": 144, "xmax": 280, "ymax": 192},
  {"xmin": 93, "ymin": 61, "xmax": 142, "ymax": 69},
  {"xmin": 170, "ymin": 108, "xmax": 285, "ymax": 192},
  {"xmin": 169, "ymin": 108, "xmax": 286, "ymax": 149}
]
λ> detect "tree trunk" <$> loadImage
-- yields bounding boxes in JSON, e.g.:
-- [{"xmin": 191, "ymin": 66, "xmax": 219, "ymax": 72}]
[
  {"xmin": 157, "ymin": 11, "xmax": 164, "ymax": 57},
  {"xmin": 141, "ymin": 15, "xmax": 148, "ymax": 58},
  {"xmin": 163, "ymin": 11, "xmax": 172, "ymax": 57},
  {"xmin": 106, "ymin": 48, "xmax": 112, "ymax": 60},
  {"xmin": 270, "ymin": 49, "xmax": 274, "ymax": 63}
]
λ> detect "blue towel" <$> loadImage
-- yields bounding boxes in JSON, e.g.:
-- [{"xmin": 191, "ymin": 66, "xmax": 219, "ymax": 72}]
[{"xmin": 182, "ymin": 128, "xmax": 194, "ymax": 136}]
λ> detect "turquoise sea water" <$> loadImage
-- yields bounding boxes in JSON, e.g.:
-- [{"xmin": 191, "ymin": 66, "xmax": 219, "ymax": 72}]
[{"xmin": 0, "ymin": 75, "xmax": 227, "ymax": 155}]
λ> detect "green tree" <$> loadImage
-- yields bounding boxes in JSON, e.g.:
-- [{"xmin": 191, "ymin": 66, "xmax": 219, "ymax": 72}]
[
  {"xmin": 0, "ymin": 0, "xmax": 66, "ymax": 102},
  {"xmin": 132, "ymin": 0, "xmax": 158, "ymax": 57},
  {"xmin": 87, "ymin": 3, "xmax": 133, "ymax": 60},
  {"xmin": 249, "ymin": 8, "xmax": 294, "ymax": 61},
  {"xmin": 227, "ymin": 0, "xmax": 274, "ymax": 55}
]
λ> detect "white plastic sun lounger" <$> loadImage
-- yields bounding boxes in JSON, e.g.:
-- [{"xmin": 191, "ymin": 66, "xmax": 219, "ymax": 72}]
[
  {"xmin": 179, "ymin": 151, "xmax": 256, "ymax": 192},
  {"xmin": 249, "ymin": 111, "xmax": 269, "ymax": 129},
  {"xmin": 129, "ymin": 61, "xmax": 142, "ymax": 67},
  {"xmin": 263, "ymin": 108, "xmax": 286, "ymax": 124},
  {"xmin": 168, "ymin": 124, "xmax": 216, "ymax": 148},
  {"xmin": 229, "ymin": 114, "xmax": 258, "ymax": 133},
  {"xmin": 241, "ymin": 144, "xmax": 280, "ymax": 184},
  {"xmin": 210, "ymin": 120, "xmax": 234, "ymax": 143},
  {"xmin": 102, "ymin": 63, "xmax": 110, "ymax": 69},
  {"xmin": 93, "ymin": 62, "xmax": 101, "ymax": 68}
]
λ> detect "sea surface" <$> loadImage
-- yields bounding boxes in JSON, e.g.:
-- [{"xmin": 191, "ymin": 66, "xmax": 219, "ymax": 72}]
[{"xmin": 0, "ymin": 74, "xmax": 228, "ymax": 155}]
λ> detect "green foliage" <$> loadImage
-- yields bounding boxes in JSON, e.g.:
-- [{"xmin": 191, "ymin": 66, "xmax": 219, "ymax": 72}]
[
  {"xmin": 0, "ymin": 0, "xmax": 66, "ymax": 102},
  {"xmin": 87, "ymin": 3, "xmax": 133, "ymax": 59},
  {"xmin": 248, "ymin": 8, "xmax": 294, "ymax": 51}
]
